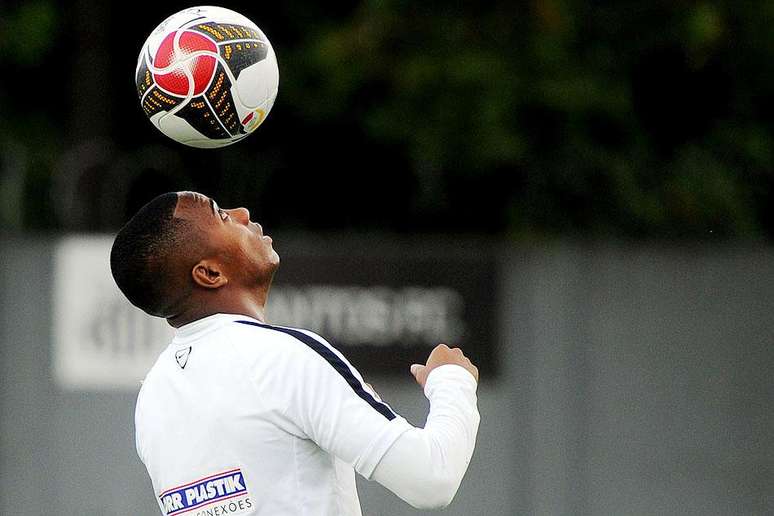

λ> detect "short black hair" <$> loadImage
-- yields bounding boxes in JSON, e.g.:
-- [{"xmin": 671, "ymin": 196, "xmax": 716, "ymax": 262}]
[{"xmin": 110, "ymin": 192, "xmax": 192, "ymax": 317}]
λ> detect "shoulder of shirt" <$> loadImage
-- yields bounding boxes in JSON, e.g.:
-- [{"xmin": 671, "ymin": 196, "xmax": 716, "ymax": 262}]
[
  {"xmin": 135, "ymin": 346, "xmax": 168, "ymax": 412},
  {"xmin": 137, "ymin": 343, "xmax": 172, "ymax": 390},
  {"xmin": 227, "ymin": 320, "xmax": 334, "ymax": 361}
]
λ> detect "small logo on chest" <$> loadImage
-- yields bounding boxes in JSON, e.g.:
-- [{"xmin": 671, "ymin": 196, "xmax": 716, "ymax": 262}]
[{"xmin": 175, "ymin": 347, "xmax": 192, "ymax": 369}]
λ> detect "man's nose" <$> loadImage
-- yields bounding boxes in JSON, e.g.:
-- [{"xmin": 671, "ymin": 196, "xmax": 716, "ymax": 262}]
[{"xmin": 229, "ymin": 207, "xmax": 250, "ymax": 224}]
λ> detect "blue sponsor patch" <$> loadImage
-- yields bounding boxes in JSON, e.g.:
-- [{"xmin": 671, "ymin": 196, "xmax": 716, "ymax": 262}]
[{"xmin": 159, "ymin": 468, "xmax": 252, "ymax": 515}]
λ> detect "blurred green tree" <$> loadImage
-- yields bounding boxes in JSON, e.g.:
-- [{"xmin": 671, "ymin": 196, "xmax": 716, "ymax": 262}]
[
  {"xmin": 281, "ymin": 0, "xmax": 774, "ymax": 238},
  {"xmin": 0, "ymin": 0, "xmax": 61, "ymax": 231}
]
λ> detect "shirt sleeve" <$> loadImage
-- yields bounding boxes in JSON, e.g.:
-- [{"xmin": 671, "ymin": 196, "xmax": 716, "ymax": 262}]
[
  {"xmin": 277, "ymin": 328, "xmax": 413, "ymax": 477},
  {"xmin": 370, "ymin": 364, "xmax": 480, "ymax": 509}
]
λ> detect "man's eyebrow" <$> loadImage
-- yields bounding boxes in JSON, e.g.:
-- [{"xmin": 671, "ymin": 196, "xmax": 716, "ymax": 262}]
[{"xmin": 209, "ymin": 198, "xmax": 217, "ymax": 217}]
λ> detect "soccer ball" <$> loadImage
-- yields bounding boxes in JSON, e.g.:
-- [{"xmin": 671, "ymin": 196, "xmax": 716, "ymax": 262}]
[{"xmin": 135, "ymin": 6, "xmax": 279, "ymax": 148}]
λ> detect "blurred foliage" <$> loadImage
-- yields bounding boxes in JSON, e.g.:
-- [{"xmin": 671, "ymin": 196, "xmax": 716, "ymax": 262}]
[
  {"xmin": 1, "ymin": 0, "xmax": 774, "ymax": 238},
  {"xmin": 0, "ymin": 0, "xmax": 61, "ymax": 231},
  {"xmin": 282, "ymin": 0, "xmax": 774, "ymax": 238},
  {"xmin": 0, "ymin": 0, "xmax": 57, "ymax": 65}
]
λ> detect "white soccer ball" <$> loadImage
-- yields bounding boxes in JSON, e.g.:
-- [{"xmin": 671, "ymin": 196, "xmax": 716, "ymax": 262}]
[{"xmin": 135, "ymin": 6, "xmax": 279, "ymax": 148}]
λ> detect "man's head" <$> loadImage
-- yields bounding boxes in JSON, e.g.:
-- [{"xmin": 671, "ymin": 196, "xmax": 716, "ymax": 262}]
[{"xmin": 110, "ymin": 191, "xmax": 279, "ymax": 320}]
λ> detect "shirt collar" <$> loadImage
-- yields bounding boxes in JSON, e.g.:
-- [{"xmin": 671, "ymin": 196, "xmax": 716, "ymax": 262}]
[{"xmin": 173, "ymin": 313, "xmax": 263, "ymax": 342}]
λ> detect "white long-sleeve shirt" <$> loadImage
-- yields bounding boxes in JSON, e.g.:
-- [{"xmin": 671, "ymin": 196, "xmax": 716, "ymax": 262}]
[{"xmin": 135, "ymin": 313, "xmax": 480, "ymax": 516}]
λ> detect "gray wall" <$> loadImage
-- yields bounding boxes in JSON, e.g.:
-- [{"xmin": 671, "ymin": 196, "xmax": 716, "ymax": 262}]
[{"xmin": 1, "ymin": 240, "xmax": 773, "ymax": 515}]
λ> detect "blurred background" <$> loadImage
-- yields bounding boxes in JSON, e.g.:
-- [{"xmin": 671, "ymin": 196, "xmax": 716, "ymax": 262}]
[{"xmin": 1, "ymin": 0, "xmax": 773, "ymax": 514}]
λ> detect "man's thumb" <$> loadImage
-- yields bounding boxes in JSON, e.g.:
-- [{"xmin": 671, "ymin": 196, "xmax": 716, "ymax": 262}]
[{"xmin": 410, "ymin": 364, "xmax": 424, "ymax": 378}]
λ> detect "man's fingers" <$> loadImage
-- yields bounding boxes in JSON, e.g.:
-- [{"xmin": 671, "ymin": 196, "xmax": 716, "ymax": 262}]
[
  {"xmin": 410, "ymin": 364, "xmax": 427, "ymax": 387},
  {"xmin": 415, "ymin": 343, "xmax": 480, "ymax": 387}
]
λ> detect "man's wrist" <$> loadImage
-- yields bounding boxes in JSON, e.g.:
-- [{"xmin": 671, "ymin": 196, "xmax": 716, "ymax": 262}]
[{"xmin": 424, "ymin": 364, "xmax": 478, "ymax": 397}]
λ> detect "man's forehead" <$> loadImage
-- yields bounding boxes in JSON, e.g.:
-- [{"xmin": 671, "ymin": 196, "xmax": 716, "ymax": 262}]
[{"xmin": 174, "ymin": 191, "xmax": 213, "ymax": 218}]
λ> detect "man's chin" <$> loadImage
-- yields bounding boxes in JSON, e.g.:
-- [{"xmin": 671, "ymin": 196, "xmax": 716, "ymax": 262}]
[{"xmin": 267, "ymin": 251, "xmax": 280, "ymax": 275}]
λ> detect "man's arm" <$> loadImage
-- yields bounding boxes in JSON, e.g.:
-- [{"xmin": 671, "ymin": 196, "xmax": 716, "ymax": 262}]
[
  {"xmin": 369, "ymin": 344, "xmax": 480, "ymax": 510},
  {"xmin": 276, "ymin": 332, "xmax": 480, "ymax": 509}
]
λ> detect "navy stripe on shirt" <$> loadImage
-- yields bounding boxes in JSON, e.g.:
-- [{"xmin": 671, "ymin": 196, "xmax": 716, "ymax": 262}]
[{"xmin": 235, "ymin": 320, "xmax": 397, "ymax": 421}]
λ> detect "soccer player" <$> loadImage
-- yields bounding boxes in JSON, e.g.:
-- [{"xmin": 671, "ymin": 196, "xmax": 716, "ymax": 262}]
[{"xmin": 110, "ymin": 191, "xmax": 480, "ymax": 516}]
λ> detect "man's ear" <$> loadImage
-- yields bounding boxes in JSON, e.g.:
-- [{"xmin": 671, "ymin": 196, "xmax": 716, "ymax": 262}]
[{"xmin": 191, "ymin": 260, "xmax": 228, "ymax": 289}]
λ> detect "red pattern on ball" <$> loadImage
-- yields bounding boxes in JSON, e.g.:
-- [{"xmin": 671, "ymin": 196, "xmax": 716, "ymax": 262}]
[{"xmin": 153, "ymin": 31, "xmax": 217, "ymax": 97}]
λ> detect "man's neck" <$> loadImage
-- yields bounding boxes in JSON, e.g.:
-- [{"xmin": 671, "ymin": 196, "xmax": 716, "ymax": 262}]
[{"xmin": 166, "ymin": 288, "xmax": 269, "ymax": 328}]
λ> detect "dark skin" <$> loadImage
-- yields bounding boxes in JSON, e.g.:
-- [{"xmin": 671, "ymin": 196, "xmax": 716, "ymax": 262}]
[
  {"xmin": 166, "ymin": 191, "xmax": 279, "ymax": 328},
  {"xmin": 167, "ymin": 191, "xmax": 479, "ymax": 386}
]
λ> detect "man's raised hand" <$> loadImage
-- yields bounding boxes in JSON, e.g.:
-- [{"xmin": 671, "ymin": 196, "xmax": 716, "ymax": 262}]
[{"xmin": 410, "ymin": 344, "xmax": 479, "ymax": 388}]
